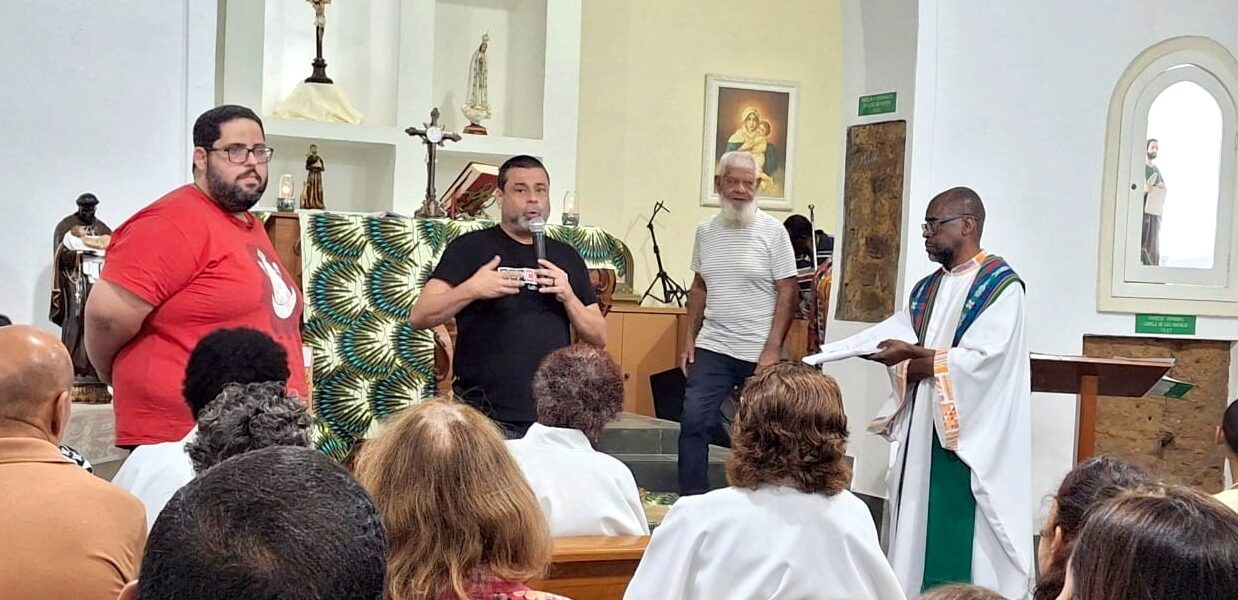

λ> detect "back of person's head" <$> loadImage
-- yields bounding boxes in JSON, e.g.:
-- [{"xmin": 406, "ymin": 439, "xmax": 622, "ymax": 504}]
[
  {"xmin": 183, "ymin": 327, "xmax": 291, "ymax": 420},
  {"xmin": 783, "ymin": 214, "xmax": 812, "ymax": 240},
  {"xmin": 921, "ymin": 583, "xmax": 1006, "ymax": 600},
  {"xmin": 0, "ymin": 314, "xmax": 11, "ymax": 326},
  {"xmin": 356, "ymin": 399, "xmax": 549, "ymax": 600},
  {"xmin": 1068, "ymin": 484, "xmax": 1238, "ymax": 600},
  {"xmin": 0, "ymin": 325, "xmax": 73, "ymax": 441},
  {"xmin": 131, "ymin": 446, "xmax": 387, "ymax": 600},
  {"xmin": 727, "ymin": 362, "xmax": 850, "ymax": 495},
  {"xmin": 1035, "ymin": 456, "xmax": 1153, "ymax": 600},
  {"xmin": 1220, "ymin": 400, "xmax": 1238, "ymax": 456},
  {"xmin": 532, "ymin": 344, "xmax": 623, "ymax": 441},
  {"xmin": 184, "ymin": 381, "xmax": 311, "ymax": 474}
]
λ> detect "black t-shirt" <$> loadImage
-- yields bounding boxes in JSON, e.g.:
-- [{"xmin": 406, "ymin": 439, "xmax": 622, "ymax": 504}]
[{"xmin": 429, "ymin": 226, "xmax": 598, "ymax": 422}]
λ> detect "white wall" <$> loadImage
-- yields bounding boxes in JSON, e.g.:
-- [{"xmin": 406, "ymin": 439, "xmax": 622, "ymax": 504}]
[
  {"xmin": 830, "ymin": 0, "xmax": 919, "ymax": 498},
  {"xmin": 0, "ymin": 0, "xmax": 216, "ymax": 330},
  {"xmin": 907, "ymin": 0, "xmax": 1238, "ymax": 521}
]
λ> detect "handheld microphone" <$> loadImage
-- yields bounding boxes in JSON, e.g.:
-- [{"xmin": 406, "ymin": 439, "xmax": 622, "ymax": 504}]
[{"xmin": 529, "ymin": 216, "xmax": 547, "ymax": 262}]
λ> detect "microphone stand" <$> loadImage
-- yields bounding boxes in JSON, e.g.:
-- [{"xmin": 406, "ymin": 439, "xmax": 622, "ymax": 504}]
[
  {"xmin": 807, "ymin": 204, "xmax": 821, "ymax": 350},
  {"xmin": 640, "ymin": 201, "xmax": 689, "ymax": 307}
]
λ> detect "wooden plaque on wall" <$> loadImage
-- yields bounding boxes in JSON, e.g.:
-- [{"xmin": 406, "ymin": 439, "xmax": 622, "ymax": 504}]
[
  {"xmin": 837, "ymin": 121, "xmax": 906, "ymax": 322},
  {"xmin": 1083, "ymin": 335, "xmax": 1229, "ymax": 492}
]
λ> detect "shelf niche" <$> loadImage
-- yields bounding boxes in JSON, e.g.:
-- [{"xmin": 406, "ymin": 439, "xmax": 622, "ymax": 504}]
[{"xmin": 432, "ymin": 0, "xmax": 547, "ymax": 140}]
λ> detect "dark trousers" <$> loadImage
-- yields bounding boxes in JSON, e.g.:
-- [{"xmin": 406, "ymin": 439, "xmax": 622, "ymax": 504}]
[{"xmin": 678, "ymin": 348, "xmax": 756, "ymax": 496}]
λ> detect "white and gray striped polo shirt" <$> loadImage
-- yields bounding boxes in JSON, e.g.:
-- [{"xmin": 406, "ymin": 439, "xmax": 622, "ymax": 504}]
[{"xmin": 690, "ymin": 210, "xmax": 798, "ymax": 362}]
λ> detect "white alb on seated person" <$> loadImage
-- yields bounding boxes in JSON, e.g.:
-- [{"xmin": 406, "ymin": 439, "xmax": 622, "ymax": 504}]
[
  {"xmin": 624, "ymin": 363, "xmax": 905, "ymax": 600},
  {"xmin": 506, "ymin": 344, "xmax": 649, "ymax": 537},
  {"xmin": 111, "ymin": 327, "xmax": 293, "ymax": 529}
]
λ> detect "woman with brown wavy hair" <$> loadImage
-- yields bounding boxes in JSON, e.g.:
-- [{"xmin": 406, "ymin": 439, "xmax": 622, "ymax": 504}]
[
  {"xmin": 355, "ymin": 399, "xmax": 570, "ymax": 600},
  {"xmin": 1059, "ymin": 484, "xmax": 1238, "ymax": 600},
  {"xmin": 624, "ymin": 362, "xmax": 904, "ymax": 600}
]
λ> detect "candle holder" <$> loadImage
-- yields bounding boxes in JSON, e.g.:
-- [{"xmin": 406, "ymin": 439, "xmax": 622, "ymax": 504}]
[
  {"xmin": 276, "ymin": 174, "xmax": 297, "ymax": 212},
  {"xmin": 561, "ymin": 191, "xmax": 579, "ymax": 226}
]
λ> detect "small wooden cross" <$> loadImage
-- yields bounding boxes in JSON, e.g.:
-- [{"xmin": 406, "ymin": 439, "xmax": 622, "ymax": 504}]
[{"xmin": 405, "ymin": 107, "xmax": 461, "ymax": 218}]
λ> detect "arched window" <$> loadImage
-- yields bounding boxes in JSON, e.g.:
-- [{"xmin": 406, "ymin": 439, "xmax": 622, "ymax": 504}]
[{"xmin": 1100, "ymin": 37, "xmax": 1238, "ymax": 314}]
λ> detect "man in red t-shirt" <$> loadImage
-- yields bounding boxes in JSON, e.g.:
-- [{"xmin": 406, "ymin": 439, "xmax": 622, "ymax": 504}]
[{"xmin": 85, "ymin": 105, "xmax": 306, "ymax": 446}]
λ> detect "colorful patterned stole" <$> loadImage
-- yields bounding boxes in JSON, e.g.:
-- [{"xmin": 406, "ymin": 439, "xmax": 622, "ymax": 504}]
[{"xmin": 909, "ymin": 253, "xmax": 1023, "ymax": 348}]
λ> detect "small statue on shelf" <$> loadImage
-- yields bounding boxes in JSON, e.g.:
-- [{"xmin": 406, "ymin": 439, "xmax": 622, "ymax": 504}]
[
  {"xmin": 301, "ymin": 144, "xmax": 325, "ymax": 210},
  {"xmin": 50, "ymin": 193, "xmax": 113, "ymax": 403},
  {"xmin": 461, "ymin": 33, "xmax": 492, "ymax": 135}
]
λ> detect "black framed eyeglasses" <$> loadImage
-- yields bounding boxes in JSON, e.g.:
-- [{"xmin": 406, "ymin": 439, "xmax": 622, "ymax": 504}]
[
  {"xmin": 921, "ymin": 214, "xmax": 975, "ymax": 234},
  {"xmin": 207, "ymin": 145, "xmax": 275, "ymax": 164}
]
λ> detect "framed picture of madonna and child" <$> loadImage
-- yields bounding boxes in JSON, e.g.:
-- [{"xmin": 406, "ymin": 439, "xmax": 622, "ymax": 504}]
[{"xmin": 700, "ymin": 74, "xmax": 799, "ymax": 210}]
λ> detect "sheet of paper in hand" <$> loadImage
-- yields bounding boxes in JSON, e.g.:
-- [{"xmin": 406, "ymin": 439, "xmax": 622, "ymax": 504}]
[{"xmin": 802, "ymin": 312, "xmax": 918, "ymax": 366}]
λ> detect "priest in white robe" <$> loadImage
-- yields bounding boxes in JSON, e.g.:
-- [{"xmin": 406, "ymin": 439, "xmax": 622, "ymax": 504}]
[
  {"xmin": 865, "ymin": 187, "xmax": 1033, "ymax": 599},
  {"xmin": 624, "ymin": 363, "xmax": 905, "ymax": 600},
  {"xmin": 508, "ymin": 344, "xmax": 649, "ymax": 537}
]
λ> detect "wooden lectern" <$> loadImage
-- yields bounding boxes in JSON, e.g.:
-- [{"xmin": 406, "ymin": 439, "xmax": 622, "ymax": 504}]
[{"xmin": 1030, "ymin": 353, "xmax": 1173, "ymax": 463}]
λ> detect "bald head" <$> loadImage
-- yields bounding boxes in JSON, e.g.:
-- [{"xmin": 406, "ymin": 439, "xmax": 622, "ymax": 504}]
[
  {"xmin": 928, "ymin": 187, "xmax": 985, "ymax": 228},
  {"xmin": 0, "ymin": 325, "xmax": 73, "ymax": 427},
  {"xmin": 923, "ymin": 187, "xmax": 986, "ymax": 268}
]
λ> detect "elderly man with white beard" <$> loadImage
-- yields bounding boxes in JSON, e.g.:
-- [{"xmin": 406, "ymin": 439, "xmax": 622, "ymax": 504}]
[{"xmin": 677, "ymin": 151, "xmax": 799, "ymax": 496}]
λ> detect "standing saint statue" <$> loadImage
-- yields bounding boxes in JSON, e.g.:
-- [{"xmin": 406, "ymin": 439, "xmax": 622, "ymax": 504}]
[
  {"xmin": 50, "ymin": 193, "xmax": 113, "ymax": 403},
  {"xmin": 301, "ymin": 144, "xmax": 326, "ymax": 210},
  {"xmin": 461, "ymin": 33, "xmax": 492, "ymax": 135}
]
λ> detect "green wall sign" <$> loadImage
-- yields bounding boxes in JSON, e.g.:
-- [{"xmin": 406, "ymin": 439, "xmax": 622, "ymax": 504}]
[
  {"xmin": 1135, "ymin": 314, "xmax": 1196, "ymax": 335},
  {"xmin": 858, "ymin": 92, "xmax": 897, "ymax": 116}
]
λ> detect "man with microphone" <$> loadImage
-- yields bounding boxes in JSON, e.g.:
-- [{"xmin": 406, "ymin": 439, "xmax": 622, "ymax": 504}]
[{"xmin": 411, "ymin": 155, "xmax": 606, "ymax": 438}]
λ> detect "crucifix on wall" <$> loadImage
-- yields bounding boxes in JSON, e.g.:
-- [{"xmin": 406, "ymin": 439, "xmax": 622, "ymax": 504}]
[
  {"xmin": 306, "ymin": 0, "xmax": 333, "ymax": 83},
  {"xmin": 405, "ymin": 107, "xmax": 461, "ymax": 218}
]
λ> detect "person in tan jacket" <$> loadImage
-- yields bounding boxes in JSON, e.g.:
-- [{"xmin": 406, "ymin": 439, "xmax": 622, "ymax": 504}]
[{"xmin": 0, "ymin": 325, "xmax": 146, "ymax": 600}]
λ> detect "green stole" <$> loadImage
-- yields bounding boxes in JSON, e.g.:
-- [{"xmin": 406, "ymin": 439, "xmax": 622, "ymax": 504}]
[{"xmin": 906, "ymin": 255, "xmax": 1023, "ymax": 592}]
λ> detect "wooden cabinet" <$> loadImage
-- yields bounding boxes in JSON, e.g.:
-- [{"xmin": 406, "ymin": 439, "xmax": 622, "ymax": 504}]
[
  {"xmin": 604, "ymin": 304, "xmax": 687, "ymax": 417},
  {"xmin": 263, "ymin": 212, "xmax": 303, "ymax": 291}
]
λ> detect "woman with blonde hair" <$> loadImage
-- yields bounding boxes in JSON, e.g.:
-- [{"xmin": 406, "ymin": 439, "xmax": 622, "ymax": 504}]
[
  {"xmin": 624, "ymin": 362, "xmax": 904, "ymax": 600},
  {"xmin": 355, "ymin": 399, "xmax": 569, "ymax": 600}
]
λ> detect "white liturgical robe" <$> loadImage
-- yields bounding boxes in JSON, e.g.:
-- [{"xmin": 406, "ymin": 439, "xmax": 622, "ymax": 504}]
[
  {"xmin": 506, "ymin": 423, "xmax": 649, "ymax": 537},
  {"xmin": 111, "ymin": 427, "xmax": 196, "ymax": 531},
  {"xmin": 623, "ymin": 485, "xmax": 906, "ymax": 600},
  {"xmin": 868, "ymin": 253, "xmax": 1034, "ymax": 598}
]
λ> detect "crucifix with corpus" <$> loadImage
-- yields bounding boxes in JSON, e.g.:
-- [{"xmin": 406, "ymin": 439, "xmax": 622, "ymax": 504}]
[{"xmin": 405, "ymin": 107, "xmax": 461, "ymax": 218}]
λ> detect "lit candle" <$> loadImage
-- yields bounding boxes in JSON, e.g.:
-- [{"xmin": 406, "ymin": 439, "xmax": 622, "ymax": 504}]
[
  {"xmin": 279, "ymin": 174, "xmax": 295, "ymax": 199},
  {"xmin": 277, "ymin": 174, "xmax": 296, "ymax": 212}
]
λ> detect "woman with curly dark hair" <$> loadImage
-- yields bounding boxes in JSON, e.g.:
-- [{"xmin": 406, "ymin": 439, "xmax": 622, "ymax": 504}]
[
  {"xmin": 507, "ymin": 344, "xmax": 648, "ymax": 537},
  {"xmin": 184, "ymin": 380, "xmax": 310, "ymax": 473},
  {"xmin": 112, "ymin": 326, "xmax": 294, "ymax": 530},
  {"xmin": 624, "ymin": 362, "xmax": 904, "ymax": 600}
]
